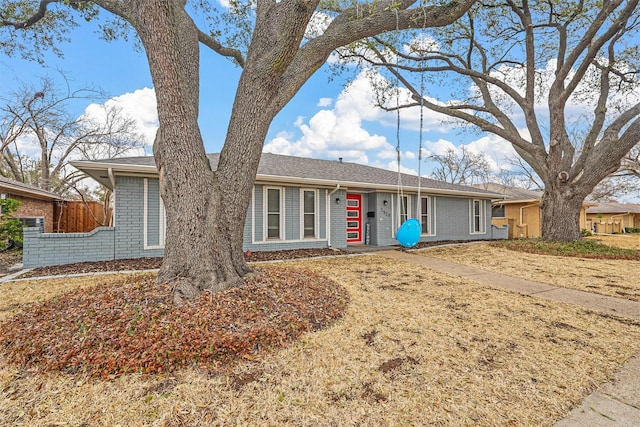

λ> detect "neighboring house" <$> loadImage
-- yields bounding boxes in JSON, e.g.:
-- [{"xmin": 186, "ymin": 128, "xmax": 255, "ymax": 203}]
[
  {"xmin": 23, "ymin": 153, "xmax": 507, "ymax": 268},
  {"xmin": 473, "ymin": 183, "xmax": 592, "ymax": 239},
  {"xmin": 586, "ymin": 202, "xmax": 640, "ymax": 233},
  {"xmin": 0, "ymin": 176, "xmax": 62, "ymax": 233}
]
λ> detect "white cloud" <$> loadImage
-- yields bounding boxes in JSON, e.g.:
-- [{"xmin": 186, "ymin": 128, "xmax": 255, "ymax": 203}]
[
  {"xmin": 264, "ymin": 70, "xmax": 457, "ymax": 168},
  {"xmin": 423, "ymin": 139, "xmax": 457, "ymax": 156},
  {"xmin": 13, "ymin": 133, "xmax": 42, "ymax": 159},
  {"xmin": 465, "ymin": 134, "xmax": 518, "ymax": 172},
  {"xmin": 264, "ymin": 71, "xmax": 394, "ymax": 164},
  {"xmin": 305, "ymin": 11, "xmax": 332, "ymax": 39},
  {"xmin": 90, "ymin": 87, "xmax": 158, "ymax": 148},
  {"xmin": 423, "ymin": 134, "xmax": 519, "ymax": 174}
]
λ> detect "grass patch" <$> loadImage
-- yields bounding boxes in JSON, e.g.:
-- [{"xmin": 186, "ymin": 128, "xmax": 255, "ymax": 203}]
[
  {"xmin": 1, "ymin": 256, "xmax": 639, "ymax": 425},
  {"xmin": 491, "ymin": 238, "xmax": 640, "ymax": 260}
]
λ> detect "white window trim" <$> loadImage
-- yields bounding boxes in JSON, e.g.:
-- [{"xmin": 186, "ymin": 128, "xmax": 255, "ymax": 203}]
[
  {"xmin": 264, "ymin": 186, "xmax": 284, "ymax": 241},
  {"xmin": 420, "ymin": 196, "xmax": 433, "ymax": 236},
  {"xmin": 433, "ymin": 197, "xmax": 437, "ymax": 235},
  {"xmin": 300, "ymin": 188, "xmax": 319, "ymax": 239},
  {"xmin": 470, "ymin": 199, "xmax": 487, "ymax": 235},
  {"xmin": 143, "ymin": 178, "xmax": 166, "ymax": 250},
  {"xmin": 251, "ymin": 187, "xmax": 256, "ymax": 243}
]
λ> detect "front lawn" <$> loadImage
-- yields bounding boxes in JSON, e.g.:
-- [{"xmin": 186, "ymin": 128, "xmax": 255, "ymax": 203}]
[
  {"xmin": 1, "ymin": 254, "xmax": 639, "ymax": 425},
  {"xmin": 491, "ymin": 238, "xmax": 640, "ymax": 260}
]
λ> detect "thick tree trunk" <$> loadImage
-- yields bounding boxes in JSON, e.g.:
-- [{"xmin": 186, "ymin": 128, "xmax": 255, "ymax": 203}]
[
  {"xmin": 540, "ymin": 186, "xmax": 585, "ymax": 241},
  {"xmin": 130, "ymin": 0, "xmax": 253, "ymax": 303},
  {"xmin": 120, "ymin": 0, "xmax": 478, "ymax": 303}
]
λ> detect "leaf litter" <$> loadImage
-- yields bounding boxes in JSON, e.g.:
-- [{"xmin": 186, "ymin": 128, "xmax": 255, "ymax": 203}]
[{"xmin": 0, "ymin": 254, "xmax": 639, "ymax": 426}]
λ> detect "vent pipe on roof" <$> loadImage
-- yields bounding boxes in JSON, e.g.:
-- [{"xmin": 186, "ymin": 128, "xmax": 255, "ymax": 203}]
[{"xmin": 339, "ymin": 157, "xmax": 342, "ymax": 163}]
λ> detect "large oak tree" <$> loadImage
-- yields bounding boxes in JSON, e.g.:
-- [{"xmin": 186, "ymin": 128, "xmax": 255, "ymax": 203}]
[
  {"xmin": 351, "ymin": 0, "xmax": 640, "ymax": 241},
  {"xmin": 1, "ymin": 0, "xmax": 476, "ymax": 302}
]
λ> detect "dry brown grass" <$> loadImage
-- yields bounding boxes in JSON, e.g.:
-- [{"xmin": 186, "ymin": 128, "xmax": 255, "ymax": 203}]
[
  {"xmin": 587, "ymin": 233, "xmax": 640, "ymax": 250},
  {"xmin": 0, "ymin": 274, "xmax": 129, "ymax": 322},
  {"xmin": 2, "ymin": 256, "xmax": 639, "ymax": 426},
  {"xmin": 419, "ymin": 244, "xmax": 640, "ymax": 302}
]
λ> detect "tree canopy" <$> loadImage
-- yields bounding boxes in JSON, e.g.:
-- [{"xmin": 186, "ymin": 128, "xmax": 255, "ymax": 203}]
[
  {"xmin": 2, "ymin": 0, "xmax": 478, "ymax": 300},
  {"xmin": 346, "ymin": 0, "xmax": 640, "ymax": 240}
]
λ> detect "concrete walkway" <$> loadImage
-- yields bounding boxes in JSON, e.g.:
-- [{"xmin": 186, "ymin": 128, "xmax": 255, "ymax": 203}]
[{"xmin": 376, "ymin": 250, "xmax": 640, "ymax": 427}]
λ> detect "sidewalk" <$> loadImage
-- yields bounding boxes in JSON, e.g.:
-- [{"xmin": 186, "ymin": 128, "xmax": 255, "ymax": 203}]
[{"xmin": 376, "ymin": 250, "xmax": 640, "ymax": 427}]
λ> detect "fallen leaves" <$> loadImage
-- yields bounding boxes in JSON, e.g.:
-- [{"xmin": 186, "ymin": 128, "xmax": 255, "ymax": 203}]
[{"xmin": 0, "ymin": 267, "xmax": 348, "ymax": 379}]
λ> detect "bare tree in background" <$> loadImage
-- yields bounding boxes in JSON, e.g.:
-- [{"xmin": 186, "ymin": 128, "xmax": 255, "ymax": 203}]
[
  {"xmin": 427, "ymin": 146, "xmax": 491, "ymax": 185},
  {"xmin": 344, "ymin": 0, "xmax": 640, "ymax": 241},
  {"xmin": 0, "ymin": 76, "xmax": 146, "ymax": 194}
]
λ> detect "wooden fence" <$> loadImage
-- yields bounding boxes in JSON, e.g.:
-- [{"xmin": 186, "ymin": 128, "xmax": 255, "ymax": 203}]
[{"xmin": 53, "ymin": 201, "xmax": 110, "ymax": 233}]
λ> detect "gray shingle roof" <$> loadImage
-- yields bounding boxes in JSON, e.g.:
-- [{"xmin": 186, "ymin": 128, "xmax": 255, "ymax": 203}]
[
  {"xmin": 79, "ymin": 153, "xmax": 502, "ymax": 197},
  {"xmin": 0, "ymin": 176, "xmax": 62, "ymax": 200},
  {"xmin": 586, "ymin": 202, "xmax": 640, "ymax": 214},
  {"xmin": 471, "ymin": 183, "xmax": 542, "ymax": 202}
]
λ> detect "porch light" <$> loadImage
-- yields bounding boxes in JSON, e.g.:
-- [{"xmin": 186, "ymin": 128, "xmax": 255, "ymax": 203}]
[
  {"xmin": 335, "ymin": 197, "xmax": 341, "ymax": 205},
  {"xmin": 383, "ymin": 200, "xmax": 388, "ymax": 206}
]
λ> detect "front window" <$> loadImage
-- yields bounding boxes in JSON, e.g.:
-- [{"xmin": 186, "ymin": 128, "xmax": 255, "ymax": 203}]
[
  {"xmin": 399, "ymin": 195, "xmax": 409, "ymax": 225},
  {"xmin": 471, "ymin": 199, "xmax": 486, "ymax": 234},
  {"xmin": 421, "ymin": 197, "xmax": 430, "ymax": 234},
  {"xmin": 267, "ymin": 188, "xmax": 282, "ymax": 239},
  {"xmin": 302, "ymin": 190, "xmax": 316, "ymax": 238},
  {"xmin": 492, "ymin": 204, "xmax": 505, "ymax": 218}
]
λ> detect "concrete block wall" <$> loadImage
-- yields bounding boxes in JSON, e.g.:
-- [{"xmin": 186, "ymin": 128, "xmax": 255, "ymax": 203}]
[
  {"xmin": 23, "ymin": 226, "xmax": 116, "ymax": 268},
  {"xmin": 491, "ymin": 224, "xmax": 508, "ymax": 239}
]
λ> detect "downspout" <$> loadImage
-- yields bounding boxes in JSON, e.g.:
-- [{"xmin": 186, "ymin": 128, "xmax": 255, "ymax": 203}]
[
  {"xmin": 107, "ymin": 167, "xmax": 116, "ymax": 190},
  {"xmin": 107, "ymin": 167, "xmax": 116, "ymax": 227},
  {"xmin": 327, "ymin": 184, "xmax": 341, "ymax": 248},
  {"xmin": 108, "ymin": 167, "xmax": 116, "ymax": 260}
]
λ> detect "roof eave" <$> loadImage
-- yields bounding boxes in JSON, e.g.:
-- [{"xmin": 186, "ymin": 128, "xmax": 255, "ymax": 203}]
[
  {"xmin": 0, "ymin": 182, "xmax": 62, "ymax": 201},
  {"xmin": 256, "ymin": 174, "xmax": 500, "ymax": 198},
  {"xmin": 72, "ymin": 161, "xmax": 501, "ymax": 199}
]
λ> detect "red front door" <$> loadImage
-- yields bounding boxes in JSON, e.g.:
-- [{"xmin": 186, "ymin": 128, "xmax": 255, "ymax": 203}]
[{"xmin": 346, "ymin": 194, "xmax": 362, "ymax": 243}]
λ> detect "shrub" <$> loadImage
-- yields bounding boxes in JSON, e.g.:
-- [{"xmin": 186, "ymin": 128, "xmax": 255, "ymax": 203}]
[{"xmin": 0, "ymin": 197, "xmax": 23, "ymax": 250}]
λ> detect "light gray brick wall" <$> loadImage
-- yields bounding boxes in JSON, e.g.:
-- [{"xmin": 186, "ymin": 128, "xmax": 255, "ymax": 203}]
[
  {"xmin": 371, "ymin": 192, "xmax": 396, "ymax": 246},
  {"xmin": 23, "ymin": 226, "xmax": 116, "ymax": 268},
  {"xmin": 243, "ymin": 186, "xmax": 332, "ymax": 252},
  {"xmin": 329, "ymin": 189, "xmax": 347, "ymax": 249},
  {"xmin": 115, "ymin": 176, "xmax": 163, "ymax": 259},
  {"xmin": 430, "ymin": 196, "xmax": 493, "ymax": 241},
  {"xmin": 24, "ymin": 174, "xmax": 500, "ymax": 268}
]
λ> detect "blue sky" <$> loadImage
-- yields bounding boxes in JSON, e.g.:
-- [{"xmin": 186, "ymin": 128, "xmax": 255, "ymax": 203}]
[
  {"xmin": 0, "ymin": 11, "xmax": 519, "ymax": 182},
  {"xmin": 2, "ymin": 5, "xmax": 638, "ymax": 205}
]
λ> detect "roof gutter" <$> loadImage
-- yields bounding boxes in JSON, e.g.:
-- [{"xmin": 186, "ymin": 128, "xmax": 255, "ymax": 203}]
[{"xmin": 71, "ymin": 161, "xmax": 501, "ymax": 199}]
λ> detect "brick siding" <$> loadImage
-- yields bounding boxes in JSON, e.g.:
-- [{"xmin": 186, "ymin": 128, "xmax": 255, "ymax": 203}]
[{"xmin": 6, "ymin": 193, "xmax": 55, "ymax": 233}]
